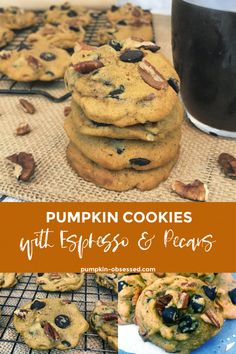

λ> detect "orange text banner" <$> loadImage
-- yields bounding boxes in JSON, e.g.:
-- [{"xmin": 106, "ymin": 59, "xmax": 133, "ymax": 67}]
[{"xmin": 0, "ymin": 202, "xmax": 235, "ymax": 272}]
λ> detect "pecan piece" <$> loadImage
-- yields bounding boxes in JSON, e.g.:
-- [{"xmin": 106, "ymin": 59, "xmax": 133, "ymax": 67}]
[
  {"xmin": 49, "ymin": 273, "xmax": 61, "ymax": 280},
  {"xmin": 6, "ymin": 152, "xmax": 35, "ymax": 182},
  {"xmin": 73, "ymin": 60, "xmax": 104, "ymax": 74},
  {"xmin": 103, "ymin": 313, "xmax": 118, "ymax": 321},
  {"xmin": 16, "ymin": 123, "xmax": 31, "ymax": 136},
  {"xmin": 201, "ymin": 310, "xmax": 221, "ymax": 328},
  {"xmin": 27, "ymin": 55, "xmax": 42, "ymax": 70},
  {"xmin": 14, "ymin": 309, "xmax": 29, "ymax": 319},
  {"xmin": 43, "ymin": 321, "xmax": 60, "ymax": 341},
  {"xmin": 139, "ymin": 60, "xmax": 168, "ymax": 90},
  {"xmin": 61, "ymin": 300, "xmax": 72, "ymax": 305},
  {"xmin": 218, "ymin": 153, "xmax": 236, "ymax": 178},
  {"xmin": 172, "ymin": 179, "xmax": 209, "ymax": 202},
  {"xmin": 0, "ymin": 50, "xmax": 11, "ymax": 59},
  {"xmin": 64, "ymin": 106, "xmax": 71, "ymax": 117},
  {"xmin": 156, "ymin": 294, "xmax": 173, "ymax": 315},
  {"xmin": 177, "ymin": 292, "xmax": 190, "ymax": 309},
  {"xmin": 19, "ymin": 99, "xmax": 36, "ymax": 114}
]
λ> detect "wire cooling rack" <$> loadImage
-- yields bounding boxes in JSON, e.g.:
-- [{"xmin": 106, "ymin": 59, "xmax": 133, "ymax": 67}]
[
  {"xmin": 0, "ymin": 273, "xmax": 117, "ymax": 354},
  {"xmin": 0, "ymin": 11, "xmax": 108, "ymax": 103}
]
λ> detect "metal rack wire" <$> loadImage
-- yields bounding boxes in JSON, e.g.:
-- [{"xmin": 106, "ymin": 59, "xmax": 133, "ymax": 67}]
[
  {"xmin": 0, "ymin": 273, "xmax": 117, "ymax": 354},
  {"xmin": 0, "ymin": 11, "xmax": 108, "ymax": 103}
]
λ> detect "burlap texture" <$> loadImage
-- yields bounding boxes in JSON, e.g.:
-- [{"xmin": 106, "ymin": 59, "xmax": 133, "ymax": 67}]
[{"xmin": 0, "ymin": 85, "xmax": 235, "ymax": 201}]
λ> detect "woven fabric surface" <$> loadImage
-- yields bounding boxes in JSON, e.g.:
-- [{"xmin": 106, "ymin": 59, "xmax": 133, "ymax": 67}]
[{"xmin": 0, "ymin": 85, "xmax": 235, "ymax": 202}]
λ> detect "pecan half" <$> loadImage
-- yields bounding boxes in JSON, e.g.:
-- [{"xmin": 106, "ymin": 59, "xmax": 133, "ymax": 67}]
[
  {"xmin": 43, "ymin": 321, "xmax": 60, "ymax": 341},
  {"xmin": 201, "ymin": 310, "xmax": 221, "ymax": 328},
  {"xmin": 19, "ymin": 99, "xmax": 36, "ymax": 114},
  {"xmin": 27, "ymin": 55, "xmax": 42, "ymax": 70},
  {"xmin": 16, "ymin": 123, "xmax": 31, "ymax": 136},
  {"xmin": 218, "ymin": 153, "xmax": 236, "ymax": 178},
  {"xmin": 139, "ymin": 60, "xmax": 168, "ymax": 90},
  {"xmin": 14, "ymin": 309, "xmax": 29, "ymax": 319},
  {"xmin": 177, "ymin": 292, "xmax": 190, "ymax": 309},
  {"xmin": 73, "ymin": 60, "xmax": 104, "ymax": 74},
  {"xmin": 172, "ymin": 179, "xmax": 209, "ymax": 202},
  {"xmin": 6, "ymin": 152, "xmax": 35, "ymax": 182},
  {"xmin": 64, "ymin": 106, "xmax": 71, "ymax": 117},
  {"xmin": 49, "ymin": 273, "xmax": 61, "ymax": 280},
  {"xmin": 156, "ymin": 294, "xmax": 173, "ymax": 315},
  {"xmin": 103, "ymin": 313, "xmax": 118, "ymax": 321}
]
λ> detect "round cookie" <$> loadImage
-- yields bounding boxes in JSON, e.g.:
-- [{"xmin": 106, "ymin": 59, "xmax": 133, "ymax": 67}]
[
  {"xmin": 65, "ymin": 115, "xmax": 181, "ymax": 171},
  {"xmin": 27, "ymin": 23, "xmax": 85, "ymax": 49},
  {"xmin": 14, "ymin": 298, "xmax": 89, "ymax": 350},
  {"xmin": 0, "ymin": 7, "xmax": 37, "ymax": 30},
  {"xmin": 36, "ymin": 273, "xmax": 84, "ymax": 292},
  {"xmin": 106, "ymin": 3, "xmax": 152, "ymax": 25},
  {"xmin": 66, "ymin": 143, "xmax": 178, "ymax": 191},
  {"xmin": 44, "ymin": 2, "xmax": 91, "ymax": 26},
  {"xmin": 65, "ymin": 38, "xmax": 180, "ymax": 126},
  {"xmin": 118, "ymin": 274, "xmax": 145, "ymax": 324},
  {"xmin": 135, "ymin": 276, "xmax": 224, "ymax": 353},
  {"xmin": 0, "ymin": 42, "xmax": 70, "ymax": 81},
  {"xmin": 71, "ymin": 98, "xmax": 183, "ymax": 141},
  {"xmin": 0, "ymin": 27, "xmax": 14, "ymax": 48},
  {"xmin": 95, "ymin": 273, "xmax": 118, "ymax": 293},
  {"xmin": 0, "ymin": 273, "xmax": 22, "ymax": 288},
  {"xmin": 90, "ymin": 300, "xmax": 118, "ymax": 350}
]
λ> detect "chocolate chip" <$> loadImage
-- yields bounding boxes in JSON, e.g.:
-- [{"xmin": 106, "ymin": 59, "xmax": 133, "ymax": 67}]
[
  {"xmin": 0, "ymin": 8, "xmax": 4, "ymax": 13},
  {"xmin": 189, "ymin": 294, "xmax": 205, "ymax": 313},
  {"xmin": 37, "ymin": 273, "xmax": 44, "ymax": 277},
  {"xmin": 117, "ymin": 20, "xmax": 127, "ymax": 26},
  {"xmin": 49, "ymin": 5, "xmax": 56, "ymax": 10},
  {"xmin": 202, "ymin": 286, "xmax": 217, "ymax": 301},
  {"xmin": 178, "ymin": 315, "xmax": 199, "ymax": 333},
  {"xmin": 129, "ymin": 158, "xmax": 151, "ymax": 166},
  {"xmin": 30, "ymin": 300, "xmax": 46, "ymax": 310},
  {"xmin": 168, "ymin": 78, "xmax": 180, "ymax": 93},
  {"xmin": 118, "ymin": 280, "xmax": 128, "ymax": 292},
  {"xmin": 111, "ymin": 5, "xmax": 119, "ymax": 12},
  {"xmin": 228, "ymin": 288, "xmax": 236, "ymax": 305},
  {"xmin": 69, "ymin": 25, "xmax": 80, "ymax": 32},
  {"xmin": 139, "ymin": 44, "xmax": 160, "ymax": 53},
  {"xmin": 40, "ymin": 52, "xmax": 56, "ymax": 61},
  {"xmin": 67, "ymin": 10, "xmax": 77, "ymax": 17},
  {"xmin": 120, "ymin": 50, "xmax": 144, "ymax": 63},
  {"xmin": 156, "ymin": 295, "xmax": 173, "ymax": 315},
  {"xmin": 117, "ymin": 147, "xmax": 125, "ymax": 155},
  {"xmin": 91, "ymin": 120, "xmax": 110, "ymax": 127},
  {"xmin": 108, "ymin": 40, "xmax": 122, "ymax": 51},
  {"xmin": 61, "ymin": 3, "xmax": 70, "ymax": 10},
  {"xmin": 162, "ymin": 306, "xmax": 179, "ymax": 325},
  {"xmin": 107, "ymin": 85, "xmax": 125, "ymax": 99},
  {"xmin": 55, "ymin": 314, "xmax": 71, "ymax": 328},
  {"xmin": 61, "ymin": 340, "xmax": 71, "ymax": 347}
]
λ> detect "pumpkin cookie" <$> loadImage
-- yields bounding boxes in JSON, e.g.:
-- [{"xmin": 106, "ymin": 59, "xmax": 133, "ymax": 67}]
[
  {"xmin": 90, "ymin": 300, "xmax": 118, "ymax": 350},
  {"xmin": 66, "ymin": 143, "xmax": 178, "ymax": 191},
  {"xmin": 65, "ymin": 38, "xmax": 180, "ymax": 126},
  {"xmin": 27, "ymin": 23, "xmax": 85, "ymax": 49},
  {"xmin": 95, "ymin": 273, "xmax": 118, "ymax": 293},
  {"xmin": 44, "ymin": 2, "xmax": 91, "ymax": 26},
  {"xmin": 0, "ymin": 27, "xmax": 14, "ymax": 48},
  {"xmin": 14, "ymin": 298, "xmax": 89, "ymax": 350},
  {"xmin": 36, "ymin": 273, "xmax": 84, "ymax": 292},
  {"xmin": 0, "ymin": 42, "xmax": 70, "ymax": 81},
  {"xmin": 106, "ymin": 3, "xmax": 152, "ymax": 26},
  {"xmin": 0, "ymin": 273, "xmax": 22, "ymax": 288},
  {"xmin": 135, "ymin": 276, "xmax": 224, "ymax": 353},
  {"xmin": 0, "ymin": 7, "xmax": 37, "ymax": 30}
]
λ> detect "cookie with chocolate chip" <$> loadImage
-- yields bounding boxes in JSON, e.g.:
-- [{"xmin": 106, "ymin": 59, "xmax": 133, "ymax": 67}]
[
  {"xmin": 64, "ymin": 114, "xmax": 181, "ymax": 171},
  {"xmin": 135, "ymin": 276, "xmax": 224, "ymax": 353},
  {"xmin": 66, "ymin": 143, "xmax": 178, "ymax": 191},
  {"xmin": 106, "ymin": 3, "xmax": 152, "ymax": 26},
  {"xmin": 0, "ymin": 41, "xmax": 70, "ymax": 81},
  {"xmin": 70, "ymin": 97, "xmax": 183, "ymax": 141},
  {"xmin": 36, "ymin": 273, "xmax": 84, "ymax": 292},
  {"xmin": 95, "ymin": 273, "xmax": 118, "ymax": 293},
  {"xmin": 27, "ymin": 23, "xmax": 85, "ymax": 49},
  {"xmin": 44, "ymin": 2, "xmax": 91, "ymax": 26},
  {"xmin": 65, "ymin": 38, "xmax": 180, "ymax": 126},
  {"xmin": 0, "ymin": 273, "xmax": 22, "ymax": 288},
  {"xmin": 0, "ymin": 7, "xmax": 37, "ymax": 30},
  {"xmin": 14, "ymin": 298, "xmax": 89, "ymax": 350},
  {"xmin": 90, "ymin": 300, "xmax": 118, "ymax": 350},
  {"xmin": 0, "ymin": 27, "xmax": 14, "ymax": 48}
]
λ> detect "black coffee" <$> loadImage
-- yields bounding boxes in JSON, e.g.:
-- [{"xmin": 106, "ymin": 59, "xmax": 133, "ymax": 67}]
[{"xmin": 172, "ymin": 0, "xmax": 236, "ymax": 132}]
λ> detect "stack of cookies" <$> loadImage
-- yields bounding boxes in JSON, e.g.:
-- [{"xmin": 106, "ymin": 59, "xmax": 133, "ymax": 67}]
[{"xmin": 64, "ymin": 38, "xmax": 183, "ymax": 191}]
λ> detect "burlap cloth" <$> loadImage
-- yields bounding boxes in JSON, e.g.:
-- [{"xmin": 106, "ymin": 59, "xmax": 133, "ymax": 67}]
[
  {"xmin": 0, "ymin": 273, "xmax": 117, "ymax": 354},
  {"xmin": 0, "ymin": 84, "xmax": 235, "ymax": 202}
]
